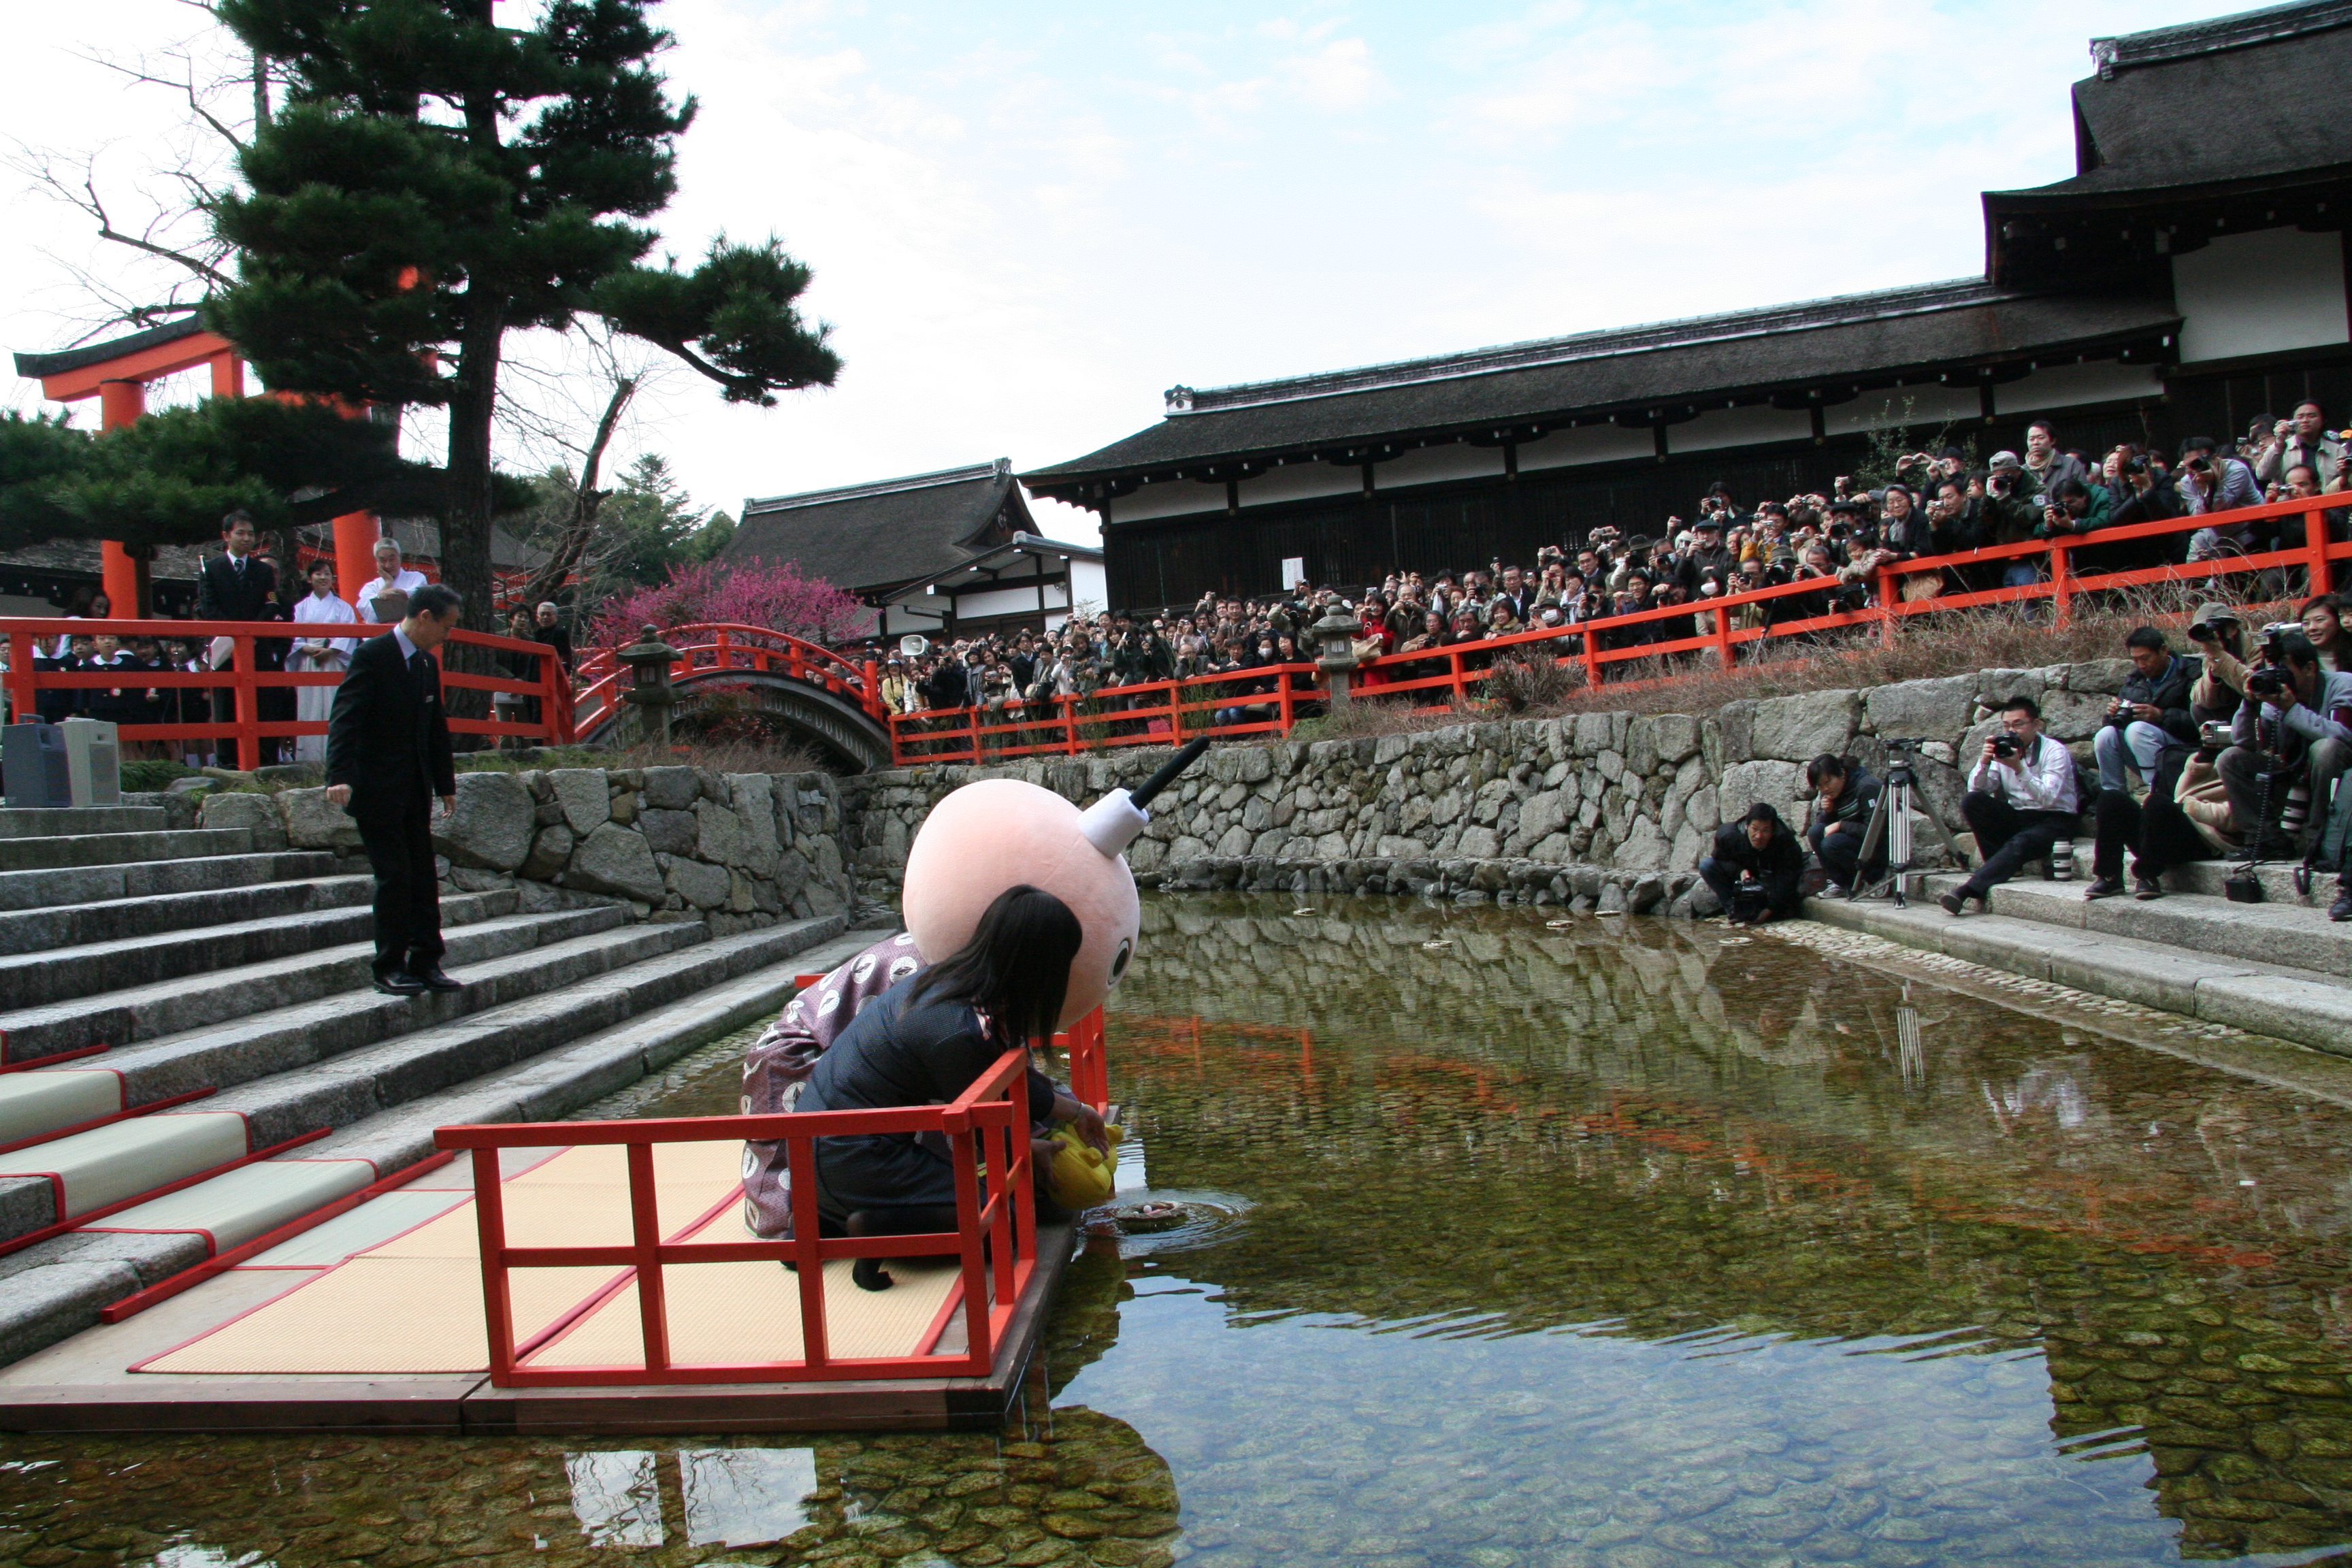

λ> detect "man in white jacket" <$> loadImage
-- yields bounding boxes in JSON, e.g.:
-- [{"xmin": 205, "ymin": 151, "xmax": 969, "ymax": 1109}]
[{"xmin": 1940, "ymin": 695, "xmax": 2082, "ymax": 915}]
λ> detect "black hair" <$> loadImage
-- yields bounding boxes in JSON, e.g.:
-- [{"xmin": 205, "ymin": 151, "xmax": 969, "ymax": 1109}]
[
  {"xmin": 1803, "ymin": 753, "xmax": 1848, "ymax": 788},
  {"xmin": 2274, "ymin": 630, "xmax": 2321, "ymax": 670},
  {"xmin": 2050, "ymin": 478, "xmax": 2090, "ymax": 503},
  {"xmin": 904, "ymin": 884, "xmax": 1082, "ymax": 1045},
  {"xmin": 408, "ymin": 582, "xmax": 463, "ymax": 619},
  {"xmin": 220, "ymin": 509, "xmax": 256, "ymax": 535},
  {"xmin": 2002, "ymin": 693, "xmax": 2042, "ymax": 721},
  {"xmin": 2125, "ymin": 625, "xmax": 2167, "ymax": 653}
]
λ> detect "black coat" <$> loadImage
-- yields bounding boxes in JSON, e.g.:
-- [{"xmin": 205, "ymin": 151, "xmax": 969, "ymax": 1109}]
[
  {"xmin": 1707, "ymin": 818, "xmax": 1806, "ymax": 915},
  {"xmin": 325, "ymin": 632, "xmax": 455, "ymax": 821},
  {"xmin": 193, "ymin": 553, "xmax": 288, "ymax": 670},
  {"xmin": 2117, "ymin": 652, "xmax": 2202, "ymax": 747}
]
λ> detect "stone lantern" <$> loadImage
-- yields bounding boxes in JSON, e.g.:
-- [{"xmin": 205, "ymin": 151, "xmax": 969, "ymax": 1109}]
[
  {"xmin": 617, "ymin": 624, "xmax": 679, "ymax": 747},
  {"xmin": 1311, "ymin": 603, "xmax": 1364, "ymax": 708}
]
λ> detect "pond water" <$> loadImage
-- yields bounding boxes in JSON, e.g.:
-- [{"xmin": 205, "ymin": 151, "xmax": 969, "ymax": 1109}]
[{"xmin": 7, "ymin": 895, "xmax": 2352, "ymax": 1568}]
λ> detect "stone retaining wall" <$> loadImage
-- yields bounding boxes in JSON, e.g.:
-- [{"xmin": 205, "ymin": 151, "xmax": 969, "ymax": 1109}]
[
  {"xmin": 199, "ymin": 765, "xmax": 858, "ymax": 933},
  {"xmin": 843, "ymin": 659, "xmax": 2141, "ymax": 916}
]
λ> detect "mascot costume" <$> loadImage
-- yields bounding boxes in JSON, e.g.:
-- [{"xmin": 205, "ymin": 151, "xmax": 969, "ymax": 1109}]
[{"xmin": 740, "ymin": 738, "xmax": 1208, "ymax": 1238}]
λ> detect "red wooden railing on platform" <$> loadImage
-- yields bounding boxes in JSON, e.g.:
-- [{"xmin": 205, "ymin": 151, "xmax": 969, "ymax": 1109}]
[
  {"xmin": 571, "ymin": 621, "xmax": 886, "ymax": 736},
  {"xmin": 435, "ymin": 1043, "xmax": 1040, "ymax": 1388},
  {"xmin": 889, "ymin": 491, "xmax": 2352, "ymax": 766},
  {"xmin": 0, "ymin": 618, "xmax": 574, "ymax": 756}
]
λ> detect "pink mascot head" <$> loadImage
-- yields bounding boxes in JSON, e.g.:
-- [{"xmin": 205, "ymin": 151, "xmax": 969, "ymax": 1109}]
[{"xmin": 901, "ymin": 739, "xmax": 1207, "ymax": 1030}]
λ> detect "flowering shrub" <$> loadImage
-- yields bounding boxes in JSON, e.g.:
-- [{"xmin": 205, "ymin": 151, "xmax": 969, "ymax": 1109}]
[{"xmin": 586, "ymin": 560, "xmax": 867, "ymax": 651}]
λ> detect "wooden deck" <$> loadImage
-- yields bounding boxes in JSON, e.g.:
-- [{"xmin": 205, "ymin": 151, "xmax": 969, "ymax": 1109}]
[{"xmin": 0, "ymin": 1222, "xmax": 1078, "ymax": 1435}]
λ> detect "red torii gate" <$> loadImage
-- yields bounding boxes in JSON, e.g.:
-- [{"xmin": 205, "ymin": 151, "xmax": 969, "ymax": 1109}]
[{"xmin": 12, "ymin": 316, "xmax": 384, "ymax": 615}]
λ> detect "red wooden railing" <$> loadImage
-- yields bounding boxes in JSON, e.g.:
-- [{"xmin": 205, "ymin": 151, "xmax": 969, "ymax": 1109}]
[
  {"xmin": 889, "ymin": 492, "xmax": 2351, "ymax": 765},
  {"xmin": 0, "ymin": 618, "xmax": 574, "ymax": 756},
  {"xmin": 435, "ymin": 1043, "xmax": 1039, "ymax": 1388},
  {"xmin": 572, "ymin": 621, "xmax": 886, "ymax": 736}
]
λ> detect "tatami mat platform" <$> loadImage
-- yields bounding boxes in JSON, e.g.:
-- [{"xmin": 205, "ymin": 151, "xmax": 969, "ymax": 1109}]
[{"xmin": 0, "ymin": 1139, "xmax": 1078, "ymax": 1435}]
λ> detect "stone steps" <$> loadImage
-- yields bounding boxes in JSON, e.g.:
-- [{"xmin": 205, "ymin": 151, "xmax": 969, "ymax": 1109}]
[
  {"xmin": 0, "ymin": 917, "xmax": 863, "ymax": 1366},
  {"xmin": 0, "ymin": 873, "xmax": 374, "ymax": 958},
  {"xmin": 0, "ymin": 807, "xmax": 169, "ymax": 839},
  {"xmin": 259, "ymin": 915, "xmax": 849, "ymax": 1162},
  {"xmin": 0, "ymin": 851, "xmax": 342, "ymax": 915},
  {"xmin": 0, "ymin": 827, "xmax": 255, "ymax": 875},
  {"xmin": 0, "ymin": 903, "xmax": 609, "ymax": 1064},
  {"xmin": 1804, "ymin": 879, "xmax": 2352, "ymax": 1056},
  {"xmin": 0, "ymin": 881, "xmax": 391, "ymax": 1002},
  {"xmin": 28, "ymin": 915, "xmax": 684, "ymax": 1113},
  {"xmin": 1922, "ymin": 869, "xmax": 2352, "ymax": 977}
]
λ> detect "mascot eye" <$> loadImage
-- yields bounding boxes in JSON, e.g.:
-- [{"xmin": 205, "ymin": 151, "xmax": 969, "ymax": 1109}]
[{"xmin": 1109, "ymin": 938, "xmax": 1132, "ymax": 983}]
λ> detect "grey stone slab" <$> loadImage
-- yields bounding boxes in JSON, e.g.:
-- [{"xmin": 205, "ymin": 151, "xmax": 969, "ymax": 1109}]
[
  {"xmin": 0, "ymin": 807, "xmax": 168, "ymax": 839},
  {"xmin": 304, "ymin": 915, "xmax": 850, "ymax": 1175},
  {"xmin": 0, "ymin": 874, "xmax": 372, "ymax": 958},
  {"xmin": 0, "ymin": 1260, "xmax": 146, "ymax": 1368},
  {"xmin": 0, "ymin": 906, "xmax": 623, "ymax": 1062},
  {"xmin": 82, "ymin": 913, "xmax": 649, "ymax": 1103},
  {"xmin": 2195, "ymin": 974, "xmax": 2352, "ymax": 1056},
  {"xmin": 0, "ymin": 828, "xmax": 254, "ymax": 874}
]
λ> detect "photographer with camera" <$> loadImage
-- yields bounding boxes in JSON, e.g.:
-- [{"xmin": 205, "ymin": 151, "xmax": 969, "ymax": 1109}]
[
  {"xmin": 2185, "ymin": 603, "xmax": 2253, "ymax": 720},
  {"xmin": 2216, "ymin": 627, "xmax": 2352, "ymax": 857},
  {"xmin": 1699, "ymin": 802, "xmax": 1805, "ymax": 926},
  {"xmin": 1803, "ymin": 753, "xmax": 1882, "ymax": 896},
  {"xmin": 2094, "ymin": 626, "xmax": 2200, "ymax": 795},
  {"xmin": 1980, "ymin": 453, "xmax": 2050, "ymax": 589},
  {"xmin": 2253, "ymin": 402, "xmax": 2345, "ymax": 492},
  {"xmin": 1938, "ymin": 696, "xmax": 2084, "ymax": 915}
]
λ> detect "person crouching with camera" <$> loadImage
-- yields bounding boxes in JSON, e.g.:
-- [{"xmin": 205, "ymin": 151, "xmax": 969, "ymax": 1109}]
[
  {"xmin": 2094, "ymin": 626, "xmax": 2200, "ymax": 798},
  {"xmin": 1939, "ymin": 696, "xmax": 2082, "ymax": 915},
  {"xmin": 1699, "ymin": 802, "xmax": 1805, "ymax": 926},
  {"xmin": 2215, "ymin": 629, "xmax": 2352, "ymax": 859},
  {"xmin": 1803, "ymin": 753, "xmax": 1882, "ymax": 897}
]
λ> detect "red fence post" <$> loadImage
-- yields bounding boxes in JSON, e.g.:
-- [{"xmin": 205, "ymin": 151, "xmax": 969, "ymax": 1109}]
[
  {"xmin": 2049, "ymin": 540, "xmax": 2073, "ymax": 630},
  {"xmin": 1582, "ymin": 624, "xmax": 1601, "ymax": 689},
  {"xmin": 1876, "ymin": 565, "xmax": 1899, "ymax": 647},
  {"xmin": 2307, "ymin": 502, "xmax": 2332, "ymax": 595},
  {"xmin": 1063, "ymin": 696, "xmax": 1079, "ymax": 756},
  {"xmin": 5, "ymin": 631, "xmax": 33, "ymax": 727},
  {"xmin": 234, "ymin": 636, "xmax": 261, "ymax": 770},
  {"xmin": 862, "ymin": 658, "xmax": 881, "ymax": 720}
]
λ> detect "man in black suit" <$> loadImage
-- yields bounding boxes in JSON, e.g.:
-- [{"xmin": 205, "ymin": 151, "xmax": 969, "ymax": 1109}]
[
  {"xmin": 193, "ymin": 510, "xmax": 280, "ymax": 768},
  {"xmin": 325, "ymin": 583, "xmax": 463, "ymax": 996}
]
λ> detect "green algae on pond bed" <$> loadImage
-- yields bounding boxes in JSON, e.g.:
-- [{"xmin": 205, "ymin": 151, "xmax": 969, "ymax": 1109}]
[{"xmin": 7, "ymin": 893, "xmax": 2352, "ymax": 1567}]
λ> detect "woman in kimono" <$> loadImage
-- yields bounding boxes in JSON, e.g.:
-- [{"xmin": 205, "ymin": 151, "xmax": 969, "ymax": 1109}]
[{"xmin": 289, "ymin": 558, "xmax": 357, "ymax": 762}]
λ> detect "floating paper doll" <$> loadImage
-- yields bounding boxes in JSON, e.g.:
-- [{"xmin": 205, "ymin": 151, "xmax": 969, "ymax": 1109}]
[{"xmin": 740, "ymin": 739, "xmax": 1208, "ymax": 1244}]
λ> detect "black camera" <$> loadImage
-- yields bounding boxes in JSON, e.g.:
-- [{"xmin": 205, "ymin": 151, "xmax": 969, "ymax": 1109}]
[
  {"xmin": 1991, "ymin": 734, "xmax": 2019, "ymax": 759},
  {"xmin": 2106, "ymin": 698, "xmax": 2134, "ymax": 727},
  {"xmin": 1731, "ymin": 875, "xmax": 1769, "ymax": 924},
  {"xmin": 2187, "ymin": 618, "xmax": 2229, "ymax": 643},
  {"xmin": 2246, "ymin": 666, "xmax": 2290, "ymax": 700}
]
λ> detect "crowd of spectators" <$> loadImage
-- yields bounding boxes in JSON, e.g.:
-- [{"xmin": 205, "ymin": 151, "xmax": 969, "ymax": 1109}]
[{"xmin": 878, "ymin": 411, "xmax": 2351, "ymax": 732}]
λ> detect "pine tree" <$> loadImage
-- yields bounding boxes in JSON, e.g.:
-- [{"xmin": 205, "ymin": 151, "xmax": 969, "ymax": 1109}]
[{"xmin": 203, "ymin": 0, "xmax": 841, "ymax": 634}]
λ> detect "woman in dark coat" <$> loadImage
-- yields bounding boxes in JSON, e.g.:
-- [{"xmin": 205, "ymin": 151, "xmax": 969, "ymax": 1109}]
[{"xmin": 794, "ymin": 883, "xmax": 1109, "ymax": 1288}]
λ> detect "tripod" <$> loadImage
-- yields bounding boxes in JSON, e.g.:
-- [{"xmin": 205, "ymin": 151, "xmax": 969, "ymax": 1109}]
[{"xmin": 1849, "ymin": 744, "xmax": 1967, "ymax": 909}]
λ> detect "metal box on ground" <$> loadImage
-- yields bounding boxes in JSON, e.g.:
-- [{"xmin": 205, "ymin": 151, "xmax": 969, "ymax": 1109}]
[
  {"xmin": 2, "ymin": 723, "xmax": 71, "ymax": 808},
  {"xmin": 61, "ymin": 719, "xmax": 120, "ymax": 807}
]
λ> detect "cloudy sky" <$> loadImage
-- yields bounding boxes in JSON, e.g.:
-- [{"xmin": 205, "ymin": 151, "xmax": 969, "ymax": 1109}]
[{"xmin": 3, "ymin": 0, "xmax": 2228, "ymax": 546}]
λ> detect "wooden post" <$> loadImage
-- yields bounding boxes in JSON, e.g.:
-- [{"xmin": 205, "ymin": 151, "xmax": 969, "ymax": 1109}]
[
  {"xmin": 2306, "ymin": 502, "xmax": 2332, "ymax": 595},
  {"xmin": 625, "ymin": 1141, "xmax": 670, "ymax": 1373},
  {"xmin": 1876, "ymin": 565, "xmax": 1899, "ymax": 647},
  {"xmin": 1063, "ymin": 696, "xmax": 1079, "ymax": 755},
  {"xmin": 2049, "ymin": 540, "xmax": 2073, "ymax": 629},
  {"xmin": 469, "ymin": 1145, "xmax": 517, "ymax": 1386},
  {"xmin": 1710, "ymin": 603, "xmax": 1735, "ymax": 669},
  {"xmin": 863, "ymin": 658, "xmax": 881, "ymax": 719},
  {"xmin": 234, "ymin": 636, "xmax": 261, "ymax": 772},
  {"xmin": 332, "ymin": 512, "xmax": 380, "ymax": 607},
  {"xmin": 5, "ymin": 631, "xmax": 34, "ymax": 728},
  {"xmin": 1582, "ymin": 622, "xmax": 1601, "ymax": 689},
  {"xmin": 96, "ymin": 380, "xmax": 146, "ymax": 617}
]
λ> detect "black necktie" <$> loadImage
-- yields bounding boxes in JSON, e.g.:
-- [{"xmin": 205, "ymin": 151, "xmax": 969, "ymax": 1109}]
[{"xmin": 410, "ymin": 651, "xmax": 431, "ymax": 696}]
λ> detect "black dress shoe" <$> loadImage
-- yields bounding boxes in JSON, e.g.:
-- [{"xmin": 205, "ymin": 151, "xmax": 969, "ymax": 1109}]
[
  {"xmin": 2332, "ymin": 887, "xmax": 2352, "ymax": 923},
  {"xmin": 410, "ymin": 966, "xmax": 464, "ymax": 992},
  {"xmin": 374, "ymin": 970, "xmax": 427, "ymax": 996}
]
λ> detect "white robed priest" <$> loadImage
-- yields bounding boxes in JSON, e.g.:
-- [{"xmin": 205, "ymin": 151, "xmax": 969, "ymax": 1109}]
[{"xmin": 289, "ymin": 557, "xmax": 357, "ymax": 762}]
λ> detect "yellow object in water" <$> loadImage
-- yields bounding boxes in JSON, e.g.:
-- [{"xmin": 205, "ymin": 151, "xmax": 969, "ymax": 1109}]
[{"xmin": 1043, "ymin": 1122, "xmax": 1123, "ymax": 1211}]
